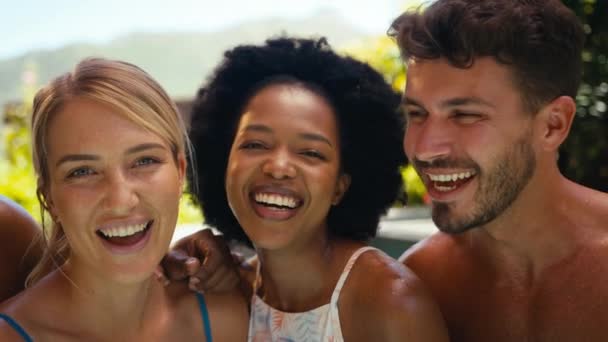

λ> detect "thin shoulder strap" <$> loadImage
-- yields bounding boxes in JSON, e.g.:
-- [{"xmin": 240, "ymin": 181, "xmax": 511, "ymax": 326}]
[
  {"xmin": 330, "ymin": 246, "xmax": 378, "ymax": 304},
  {"xmin": 0, "ymin": 313, "xmax": 33, "ymax": 342},
  {"xmin": 252, "ymin": 260, "xmax": 262, "ymax": 294},
  {"xmin": 195, "ymin": 292, "xmax": 213, "ymax": 342}
]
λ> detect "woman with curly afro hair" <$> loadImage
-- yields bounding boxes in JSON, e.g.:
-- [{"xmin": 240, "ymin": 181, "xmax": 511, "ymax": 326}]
[{"xmin": 187, "ymin": 37, "xmax": 447, "ymax": 341}]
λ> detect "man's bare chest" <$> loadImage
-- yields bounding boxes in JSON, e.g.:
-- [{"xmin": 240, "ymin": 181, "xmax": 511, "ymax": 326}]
[{"xmin": 441, "ymin": 271, "xmax": 608, "ymax": 342}]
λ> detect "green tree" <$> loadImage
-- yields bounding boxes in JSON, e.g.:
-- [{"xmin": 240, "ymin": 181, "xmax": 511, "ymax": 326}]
[
  {"xmin": 0, "ymin": 101, "xmax": 40, "ymax": 218},
  {"xmin": 560, "ymin": 0, "xmax": 608, "ymax": 192}
]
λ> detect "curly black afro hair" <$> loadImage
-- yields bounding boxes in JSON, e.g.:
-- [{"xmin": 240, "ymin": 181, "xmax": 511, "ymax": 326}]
[{"xmin": 188, "ymin": 37, "xmax": 406, "ymax": 244}]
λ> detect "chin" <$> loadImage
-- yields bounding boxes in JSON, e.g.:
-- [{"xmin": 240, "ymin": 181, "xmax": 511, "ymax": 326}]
[
  {"xmin": 102, "ymin": 256, "xmax": 162, "ymax": 284},
  {"xmin": 250, "ymin": 235, "xmax": 294, "ymax": 252}
]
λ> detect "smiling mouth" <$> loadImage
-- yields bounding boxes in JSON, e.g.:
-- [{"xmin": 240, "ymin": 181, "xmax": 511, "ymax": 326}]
[
  {"xmin": 250, "ymin": 192, "xmax": 302, "ymax": 221},
  {"xmin": 253, "ymin": 192, "xmax": 301, "ymax": 209},
  {"xmin": 96, "ymin": 221, "xmax": 153, "ymax": 246},
  {"xmin": 427, "ymin": 171, "xmax": 476, "ymax": 192}
]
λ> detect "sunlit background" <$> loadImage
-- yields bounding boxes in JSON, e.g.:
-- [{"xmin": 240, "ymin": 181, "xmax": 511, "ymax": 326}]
[
  {"xmin": 2, "ymin": 0, "xmax": 415, "ymax": 58},
  {"xmin": 1, "ymin": 0, "xmax": 606, "ymax": 236},
  {"xmin": 0, "ymin": 0, "xmax": 428, "ymax": 224}
]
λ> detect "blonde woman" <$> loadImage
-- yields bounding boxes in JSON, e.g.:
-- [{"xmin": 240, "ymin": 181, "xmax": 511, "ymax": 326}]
[{"xmin": 0, "ymin": 58, "xmax": 248, "ymax": 341}]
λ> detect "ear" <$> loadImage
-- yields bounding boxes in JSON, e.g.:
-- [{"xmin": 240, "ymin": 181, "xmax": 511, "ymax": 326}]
[
  {"xmin": 331, "ymin": 173, "xmax": 351, "ymax": 206},
  {"xmin": 537, "ymin": 96, "xmax": 576, "ymax": 151},
  {"xmin": 37, "ymin": 185, "xmax": 59, "ymax": 222}
]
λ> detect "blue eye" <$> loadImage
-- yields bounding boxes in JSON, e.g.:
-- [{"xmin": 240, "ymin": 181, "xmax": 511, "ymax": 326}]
[
  {"xmin": 67, "ymin": 167, "xmax": 95, "ymax": 178},
  {"xmin": 134, "ymin": 157, "xmax": 159, "ymax": 167}
]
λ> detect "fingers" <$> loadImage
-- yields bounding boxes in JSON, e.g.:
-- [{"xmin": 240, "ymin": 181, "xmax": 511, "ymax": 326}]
[
  {"xmin": 188, "ymin": 233, "xmax": 241, "ymax": 292},
  {"xmin": 189, "ymin": 262, "xmax": 240, "ymax": 293},
  {"xmin": 160, "ymin": 228, "xmax": 243, "ymax": 293},
  {"xmin": 154, "ymin": 265, "xmax": 170, "ymax": 286},
  {"xmin": 231, "ymin": 251, "xmax": 246, "ymax": 265},
  {"xmin": 160, "ymin": 249, "xmax": 201, "ymax": 281},
  {"xmin": 184, "ymin": 257, "xmax": 201, "ymax": 276}
]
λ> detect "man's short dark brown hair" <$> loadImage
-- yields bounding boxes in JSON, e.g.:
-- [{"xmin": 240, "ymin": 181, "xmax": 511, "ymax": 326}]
[{"xmin": 390, "ymin": 0, "xmax": 585, "ymax": 113}]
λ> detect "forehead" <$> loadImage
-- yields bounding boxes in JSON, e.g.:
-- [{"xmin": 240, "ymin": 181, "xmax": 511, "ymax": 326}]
[
  {"xmin": 240, "ymin": 84, "xmax": 338, "ymax": 134},
  {"xmin": 405, "ymin": 58, "xmax": 522, "ymax": 106},
  {"xmin": 46, "ymin": 98, "xmax": 163, "ymax": 156}
]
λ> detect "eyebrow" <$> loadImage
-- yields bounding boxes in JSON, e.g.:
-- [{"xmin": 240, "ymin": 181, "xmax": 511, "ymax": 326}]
[
  {"xmin": 298, "ymin": 132, "xmax": 333, "ymax": 147},
  {"xmin": 402, "ymin": 96, "xmax": 496, "ymax": 109},
  {"xmin": 55, "ymin": 143, "xmax": 167, "ymax": 167},
  {"xmin": 242, "ymin": 124, "xmax": 333, "ymax": 147}
]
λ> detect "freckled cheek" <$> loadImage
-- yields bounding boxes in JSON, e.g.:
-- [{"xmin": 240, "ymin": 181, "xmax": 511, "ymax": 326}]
[
  {"xmin": 148, "ymin": 178, "xmax": 183, "ymax": 209},
  {"xmin": 50, "ymin": 186, "xmax": 100, "ymax": 223}
]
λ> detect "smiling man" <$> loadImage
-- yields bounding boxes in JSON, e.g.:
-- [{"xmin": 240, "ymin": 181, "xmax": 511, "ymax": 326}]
[{"xmin": 391, "ymin": 0, "xmax": 608, "ymax": 341}]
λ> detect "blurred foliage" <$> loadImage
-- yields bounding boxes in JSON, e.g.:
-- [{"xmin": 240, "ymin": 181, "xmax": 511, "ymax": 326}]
[
  {"xmin": 178, "ymin": 193, "xmax": 203, "ymax": 225},
  {"xmin": 559, "ymin": 0, "xmax": 608, "ymax": 192},
  {"xmin": 0, "ymin": 102, "xmax": 40, "ymax": 218}
]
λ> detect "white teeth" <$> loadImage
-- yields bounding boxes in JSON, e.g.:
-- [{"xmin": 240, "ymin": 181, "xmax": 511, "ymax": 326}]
[
  {"xmin": 435, "ymin": 184, "xmax": 457, "ymax": 192},
  {"xmin": 255, "ymin": 193, "xmax": 298, "ymax": 208},
  {"xmin": 99, "ymin": 223, "xmax": 147, "ymax": 238},
  {"xmin": 428, "ymin": 171, "xmax": 475, "ymax": 182}
]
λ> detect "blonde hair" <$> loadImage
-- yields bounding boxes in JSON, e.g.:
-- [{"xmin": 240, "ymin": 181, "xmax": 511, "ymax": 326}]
[{"xmin": 26, "ymin": 58, "xmax": 192, "ymax": 286}]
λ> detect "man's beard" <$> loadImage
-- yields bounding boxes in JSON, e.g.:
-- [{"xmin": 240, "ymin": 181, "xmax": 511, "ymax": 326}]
[{"xmin": 418, "ymin": 133, "xmax": 536, "ymax": 234}]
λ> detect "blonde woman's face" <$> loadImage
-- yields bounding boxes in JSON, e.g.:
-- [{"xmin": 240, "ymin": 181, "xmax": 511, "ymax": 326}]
[{"xmin": 45, "ymin": 98, "xmax": 185, "ymax": 283}]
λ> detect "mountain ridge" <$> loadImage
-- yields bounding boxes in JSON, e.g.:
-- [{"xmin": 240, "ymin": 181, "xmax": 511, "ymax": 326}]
[{"xmin": 0, "ymin": 10, "xmax": 371, "ymax": 105}]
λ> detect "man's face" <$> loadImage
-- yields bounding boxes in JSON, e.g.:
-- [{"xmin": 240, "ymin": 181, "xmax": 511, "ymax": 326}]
[{"xmin": 403, "ymin": 58, "xmax": 537, "ymax": 234}]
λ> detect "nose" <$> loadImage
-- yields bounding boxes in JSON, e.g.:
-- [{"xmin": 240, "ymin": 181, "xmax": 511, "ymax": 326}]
[
  {"xmin": 101, "ymin": 170, "xmax": 138, "ymax": 215},
  {"xmin": 407, "ymin": 116, "xmax": 453, "ymax": 163},
  {"xmin": 262, "ymin": 148, "xmax": 297, "ymax": 180}
]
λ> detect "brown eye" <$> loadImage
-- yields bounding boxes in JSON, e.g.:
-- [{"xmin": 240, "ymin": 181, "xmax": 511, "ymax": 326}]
[
  {"xmin": 453, "ymin": 112, "xmax": 483, "ymax": 124},
  {"xmin": 301, "ymin": 150, "xmax": 326, "ymax": 160},
  {"xmin": 405, "ymin": 108, "xmax": 426, "ymax": 122},
  {"xmin": 239, "ymin": 141, "xmax": 267, "ymax": 150}
]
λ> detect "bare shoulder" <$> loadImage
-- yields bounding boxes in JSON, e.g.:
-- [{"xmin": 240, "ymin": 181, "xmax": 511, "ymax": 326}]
[
  {"xmin": 340, "ymin": 249, "xmax": 448, "ymax": 341},
  {"xmin": 0, "ymin": 299, "xmax": 33, "ymax": 341},
  {"xmin": 590, "ymin": 187, "xmax": 608, "ymax": 227},
  {"xmin": 168, "ymin": 282, "xmax": 248, "ymax": 341},
  {"xmin": 0, "ymin": 320, "xmax": 27, "ymax": 342},
  {"xmin": 203, "ymin": 288, "xmax": 249, "ymax": 341},
  {"xmin": 0, "ymin": 197, "xmax": 42, "ymax": 302},
  {"xmin": 568, "ymin": 181, "xmax": 608, "ymax": 230},
  {"xmin": 0, "ymin": 197, "xmax": 41, "ymax": 256},
  {"xmin": 0, "ymin": 299, "xmax": 23, "ymax": 341},
  {"xmin": 399, "ymin": 233, "xmax": 463, "ymax": 275},
  {"xmin": 0, "ymin": 197, "xmax": 39, "ymax": 236},
  {"xmin": 0, "ymin": 279, "xmax": 57, "ymax": 341}
]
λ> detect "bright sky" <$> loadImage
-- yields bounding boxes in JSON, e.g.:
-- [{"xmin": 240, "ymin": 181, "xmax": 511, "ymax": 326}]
[{"xmin": 0, "ymin": 0, "xmax": 422, "ymax": 59}]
